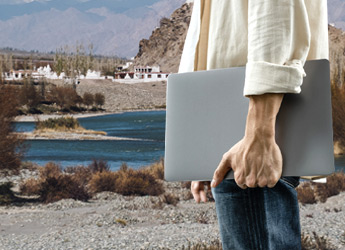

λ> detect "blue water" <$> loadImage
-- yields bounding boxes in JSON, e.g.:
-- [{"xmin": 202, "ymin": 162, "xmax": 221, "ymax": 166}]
[
  {"xmin": 13, "ymin": 110, "xmax": 345, "ymax": 172},
  {"xmin": 14, "ymin": 111, "xmax": 166, "ymax": 171}
]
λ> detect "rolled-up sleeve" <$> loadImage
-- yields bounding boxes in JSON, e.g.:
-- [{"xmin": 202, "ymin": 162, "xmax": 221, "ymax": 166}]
[{"xmin": 243, "ymin": 0, "xmax": 311, "ymax": 96}]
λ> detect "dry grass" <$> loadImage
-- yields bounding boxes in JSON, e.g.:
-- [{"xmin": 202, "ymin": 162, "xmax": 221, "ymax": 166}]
[
  {"xmin": 301, "ymin": 232, "xmax": 336, "ymax": 250},
  {"xmin": 20, "ymin": 161, "xmax": 90, "ymax": 203},
  {"xmin": 113, "ymin": 165, "xmax": 164, "ymax": 196},
  {"xmin": 88, "ymin": 171, "xmax": 118, "ymax": 194},
  {"xmin": 182, "ymin": 239, "xmax": 222, "ymax": 250},
  {"xmin": 142, "ymin": 158, "xmax": 164, "ymax": 180},
  {"xmin": 297, "ymin": 182, "xmax": 316, "ymax": 205}
]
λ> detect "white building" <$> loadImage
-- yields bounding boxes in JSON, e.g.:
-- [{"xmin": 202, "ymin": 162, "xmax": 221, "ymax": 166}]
[{"xmin": 113, "ymin": 65, "xmax": 170, "ymax": 84}]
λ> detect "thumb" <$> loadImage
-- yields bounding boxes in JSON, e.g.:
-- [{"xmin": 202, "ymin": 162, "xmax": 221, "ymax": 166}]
[{"xmin": 211, "ymin": 153, "xmax": 232, "ymax": 188}]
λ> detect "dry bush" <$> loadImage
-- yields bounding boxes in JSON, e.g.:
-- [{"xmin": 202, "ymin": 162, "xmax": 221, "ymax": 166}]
[
  {"xmin": 161, "ymin": 193, "xmax": 179, "ymax": 206},
  {"xmin": 301, "ymin": 232, "xmax": 336, "ymax": 250},
  {"xmin": 0, "ymin": 84, "xmax": 27, "ymax": 175},
  {"xmin": 36, "ymin": 116, "xmax": 80, "ymax": 130},
  {"xmin": 114, "ymin": 167, "xmax": 164, "ymax": 196},
  {"xmin": 143, "ymin": 159, "xmax": 164, "ymax": 180},
  {"xmin": 0, "ymin": 182, "xmax": 16, "ymax": 205},
  {"xmin": 182, "ymin": 239, "xmax": 222, "ymax": 250},
  {"xmin": 88, "ymin": 171, "xmax": 118, "ymax": 194},
  {"xmin": 94, "ymin": 93, "xmax": 105, "ymax": 107},
  {"xmin": 88, "ymin": 159, "xmax": 110, "ymax": 173},
  {"xmin": 297, "ymin": 182, "xmax": 316, "ymax": 205},
  {"xmin": 64, "ymin": 165, "xmax": 92, "ymax": 186},
  {"xmin": 38, "ymin": 175, "xmax": 90, "ymax": 203},
  {"xmin": 83, "ymin": 92, "xmax": 94, "ymax": 108},
  {"xmin": 19, "ymin": 81, "xmax": 41, "ymax": 108},
  {"xmin": 20, "ymin": 162, "xmax": 91, "ymax": 203},
  {"xmin": 315, "ymin": 172, "xmax": 345, "ymax": 202},
  {"xmin": 19, "ymin": 178, "xmax": 41, "ymax": 195},
  {"xmin": 50, "ymin": 86, "xmax": 81, "ymax": 110},
  {"xmin": 298, "ymin": 172, "xmax": 345, "ymax": 204},
  {"xmin": 38, "ymin": 162, "xmax": 63, "ymax": 179}
]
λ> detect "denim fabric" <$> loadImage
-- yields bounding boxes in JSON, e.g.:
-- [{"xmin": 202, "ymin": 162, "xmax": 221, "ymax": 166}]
[{"xmin": 211, "ymin": 177, "xmax": 301, "ymax": 250}]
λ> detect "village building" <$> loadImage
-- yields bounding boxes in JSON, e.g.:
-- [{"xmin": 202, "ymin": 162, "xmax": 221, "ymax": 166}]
[{"xmin": 113, "ymin": 65, "xmax": 169, "ymax": 83}]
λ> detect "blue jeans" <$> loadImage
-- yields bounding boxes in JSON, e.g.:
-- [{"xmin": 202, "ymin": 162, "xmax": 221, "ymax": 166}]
[{"xmin": 211, "ymin": 177, "xmax": 301, "ymax": 250}]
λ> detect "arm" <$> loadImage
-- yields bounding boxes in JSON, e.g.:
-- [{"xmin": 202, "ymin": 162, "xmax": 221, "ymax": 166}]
[{"xmin": 192, "ymin": 0, "xmax": 311, "ymax": 200}]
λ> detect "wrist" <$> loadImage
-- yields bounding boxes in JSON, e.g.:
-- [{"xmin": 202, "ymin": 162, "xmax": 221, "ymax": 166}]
[{"xmin": 245, "ymin": 93, "xmax": 284, "ymax": 138}]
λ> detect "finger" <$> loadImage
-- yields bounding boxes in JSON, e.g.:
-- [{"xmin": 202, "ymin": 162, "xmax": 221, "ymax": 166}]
[
  {"xmin": 234, "ymin": 170, "xmax": 245, "ymax": 188},
  {"xmin": 267, "ymin": 173, "xmax": 280, "ymax": 188},
  {"xmin": 257, "ymin": 176, "xmax": 268, "ymax": 188},
  {"xmin": 191, "ymin": 182, "xmax": 201, "ymax": 203},
  {"xmin": 211, "ymin": 154, "xmax": 232, "ymax": 188},
  {"xmin": 199, "ymin": 189, "xmax": 207, "ymax": 202},
  {"xmin": 245, "ymin": 174, "xmax": 257, "ymax": 188},
  {"xmin": 237, "ymin": 183, "xmax": 247, "ymax": 189}
]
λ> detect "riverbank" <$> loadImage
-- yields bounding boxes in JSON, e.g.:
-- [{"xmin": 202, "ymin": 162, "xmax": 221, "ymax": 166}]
[
  {"xmin": 0, "ymin": 166, "xmax": 344, "ymax": 249},
  {"xmin": 14, "ymin": 108, "xmax": 166, "ymax": 123}
]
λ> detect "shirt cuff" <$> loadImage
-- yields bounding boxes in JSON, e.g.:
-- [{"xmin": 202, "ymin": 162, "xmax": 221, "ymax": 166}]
[{"xmin": 243, "ymin": 60, "xmax": 307, "ymax": 96}]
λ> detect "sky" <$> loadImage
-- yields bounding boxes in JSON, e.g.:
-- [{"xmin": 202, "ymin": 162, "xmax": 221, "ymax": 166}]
[{"xmin": 0, "ymin": 0, "xmax": 164, "ymax": 20}]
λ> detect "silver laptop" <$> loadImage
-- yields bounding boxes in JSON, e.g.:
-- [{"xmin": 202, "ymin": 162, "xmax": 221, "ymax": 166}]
[{"xmin": 164, "ymin": 59, "xmax": 335, "ymax": 181}]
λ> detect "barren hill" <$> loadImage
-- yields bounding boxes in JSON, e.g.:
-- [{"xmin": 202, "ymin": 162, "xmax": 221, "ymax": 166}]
[{"xmin": 133, "ymin": 2, "xmax": 345, "ymax": 81}]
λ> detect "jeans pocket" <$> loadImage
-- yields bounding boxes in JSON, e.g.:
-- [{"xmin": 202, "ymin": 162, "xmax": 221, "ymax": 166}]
[{"xmin": 280, "ymin": 177, "xmax": 300, "ymax": 189}]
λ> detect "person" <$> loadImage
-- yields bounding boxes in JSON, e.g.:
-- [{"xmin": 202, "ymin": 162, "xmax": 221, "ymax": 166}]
[{"xmin": 178, "ymin": 0, "xmax": 329, "ymax": 249}]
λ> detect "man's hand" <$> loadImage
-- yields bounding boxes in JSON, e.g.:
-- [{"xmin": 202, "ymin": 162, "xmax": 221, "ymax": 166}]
[
  {"xmin": 191, "ymin": 181, "xmax": 211, "ymax": 203},
  {"xmin": 211, "ymin": 93, "xmax": 284, "ymax": 189}
]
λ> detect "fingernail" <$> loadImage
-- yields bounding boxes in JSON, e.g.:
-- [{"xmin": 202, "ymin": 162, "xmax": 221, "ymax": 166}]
[{"xmin": 211, "ymin": 179, "xmax": 216, "ymax": 188}]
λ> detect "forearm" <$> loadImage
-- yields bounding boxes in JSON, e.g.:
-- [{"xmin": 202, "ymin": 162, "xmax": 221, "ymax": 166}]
[{"xmin": 245, "ymin": 93, "xmax": 284, "ymax": 139}]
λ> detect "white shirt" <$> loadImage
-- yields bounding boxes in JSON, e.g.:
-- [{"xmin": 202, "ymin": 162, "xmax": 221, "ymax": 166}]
[{"xmin": 178, "ymin": 0, "xmax": 329, "ymax": 96}]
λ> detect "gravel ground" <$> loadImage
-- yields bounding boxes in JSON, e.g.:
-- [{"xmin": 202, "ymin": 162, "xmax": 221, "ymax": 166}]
[
  {"xmin": 75, "ymin": 79, "xmax": 166, "ymax": 112},
  {"xmin": 0, "ymin": 168, "xmax": 344, "ymax": 249}
]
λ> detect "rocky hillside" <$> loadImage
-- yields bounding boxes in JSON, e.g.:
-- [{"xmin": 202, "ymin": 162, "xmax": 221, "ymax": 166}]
[
  {"xmin": 329, "ymin": 24, "xmax": 345, "ymax": 86},
  {"xmin": 134, "ymin": 3, "xmax": 345, "ymax": 79},
  {"xmin": 132, "ymin": 3, "xmax": 192, "ymax": 73}
]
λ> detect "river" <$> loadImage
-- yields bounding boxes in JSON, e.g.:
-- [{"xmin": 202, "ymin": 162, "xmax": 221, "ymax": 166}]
[{"xmin": 14, "ymin": 110, "xmax": 345, "ymax": 172}]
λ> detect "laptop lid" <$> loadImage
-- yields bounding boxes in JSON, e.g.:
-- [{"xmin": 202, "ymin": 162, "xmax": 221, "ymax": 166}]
[{"xmin": 164, "ymin": 59, "xmax": 334, "ymax": 181}]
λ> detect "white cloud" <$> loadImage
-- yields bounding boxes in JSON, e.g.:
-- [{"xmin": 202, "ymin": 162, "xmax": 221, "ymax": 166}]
[{"xmin": 0, "ymin": 0, "xmax": 51, "ymax": 4}]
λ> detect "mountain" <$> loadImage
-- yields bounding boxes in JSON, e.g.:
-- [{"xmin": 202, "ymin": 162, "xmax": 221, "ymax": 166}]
[
  {"xmin": 0, "ymin": 0, "xmax": 186, "ymax": 58},
  {"xmin": 132, "ymin": 3, "xmax": 192, "ymax": 73},
  {"xmin": 134, "ymin": 2, "xmax": 345, "ymax": 77}
]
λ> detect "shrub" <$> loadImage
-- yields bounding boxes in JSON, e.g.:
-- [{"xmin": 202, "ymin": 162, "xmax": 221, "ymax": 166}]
[
  {"xmin": 36, "ymin": 116, "xmax": 80, "ymax": 130},
  {"xmin": 0, "ymin": 84, "xmax": 27, "ymax": 175},
  {"xmin": 88, "ymin": 171, "xmax": 118, "ymax": 194},
  {"xmin": 38, "ymin": 162, "xmax": 63, "ymax": 179},
  {"xmin": 83, "ymin": 92, "xmax": 94, "ymax": 108},
  {"xmin": 39, "ymin": 175, "xmax": 90, "ymax": 203},
  {"xmin": 298, "ymin": 172, "xmax": 345, "ymax": 204},
  {"xmin": 114, "ymin": 167, "xmax": 164, "ymax": 196},
  {"xmin": 94, "ymin": 93, "xmax": 105, "ymax": 107},
  {"xmin": 161, "ymin": 193, "xmax": 179, "ymax": 206},
  {"xmin": 19, "ymin": 81, "xmax": 41, "ymax": 108},
  {"xmin": 297, "ymin": 182, "xmax": 316, "ymax": 205},
  {"xmin": 182, "ymin": 239, "xmax": 222, "ymax": 250},
  {"xmin": 0, "ymin": 182, "xmax": 16, "ymax": 205},
  {"xmin": 50, "ymin": 86, "xmax": 81, "ymax": 110},
  {"xmin": 143, "ymin": 159, "xmax": 164, "ymax": 180},
  {"xmin": 19, "ymin": 178, "xmax": 41, "ymax": 195},
  {"xmin": 88, "ymin": 159, "xmax": 110, "ymax": 173},
  {"xmin": 301, "ymin": 232, "xmax": 336, "ymax": 250},
  {"xmin": 64, "ymin": 165, "xmax": 92, "ymax": 186}
]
